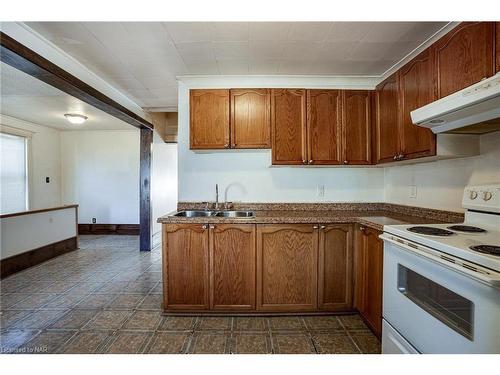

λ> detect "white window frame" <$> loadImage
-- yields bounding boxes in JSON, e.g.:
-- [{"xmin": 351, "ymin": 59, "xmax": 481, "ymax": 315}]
[{"xmin": 0, "ymin": 124, "xmax": 33, "ymax": 212}]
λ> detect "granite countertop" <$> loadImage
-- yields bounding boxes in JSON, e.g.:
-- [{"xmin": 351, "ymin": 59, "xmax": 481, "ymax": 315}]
[{"xmin": 157, "ymin": 203, "xmax": 464, "ymax": 232}]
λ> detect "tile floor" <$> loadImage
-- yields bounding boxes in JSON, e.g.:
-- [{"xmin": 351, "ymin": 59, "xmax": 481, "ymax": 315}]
[{"xmin": 0, "ymin": 235, "xmax": 380, "ymax": 354}]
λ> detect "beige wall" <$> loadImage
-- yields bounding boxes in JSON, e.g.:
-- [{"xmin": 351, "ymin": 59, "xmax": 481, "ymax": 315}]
[{"xmin": 384, "ymin": 131, "xmax": 500, "ymax": 212}]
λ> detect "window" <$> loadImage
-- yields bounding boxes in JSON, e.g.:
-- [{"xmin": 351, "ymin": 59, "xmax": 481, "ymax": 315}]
[{"xmin": 0, "ymin": 131, "xmax": 29, "ymax": 214}]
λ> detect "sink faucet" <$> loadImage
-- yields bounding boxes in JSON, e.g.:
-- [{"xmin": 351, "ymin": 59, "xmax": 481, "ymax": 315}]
[{"xmin": 214, "ymin": 184, "xmax": 219, "ymax": 210}]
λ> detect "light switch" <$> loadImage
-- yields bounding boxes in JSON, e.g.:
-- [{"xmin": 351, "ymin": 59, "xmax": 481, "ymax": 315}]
[
  {"xmin": 317, "ymin": 185, "xmax": 325, "ymax": 198},
  {"xmin": 409, "ymin": 185, "xmax": 417, "ymax": 198}
]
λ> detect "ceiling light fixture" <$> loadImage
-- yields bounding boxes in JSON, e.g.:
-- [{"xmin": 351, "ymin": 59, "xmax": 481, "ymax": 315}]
[{"xmin": 64, "ymin": 113, "xmax": 88, "ymax": 124}]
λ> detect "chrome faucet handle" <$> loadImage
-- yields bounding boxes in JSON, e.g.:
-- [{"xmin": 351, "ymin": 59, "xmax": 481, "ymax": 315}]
[
  {"xmin": 202, "ymin": 202, "xmax": 211, "ymax": 211},
  {"xmin": 224, "ymin": 202, "xmax": 233, "ymax": 210}
]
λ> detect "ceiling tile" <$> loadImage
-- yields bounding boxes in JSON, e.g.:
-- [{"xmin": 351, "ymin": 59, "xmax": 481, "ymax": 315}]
[
  {"xmin": 216, "ymin": 59, "xmax": 249, "ymax": 75},
  {"xmin": 209, "ymin": 22, "xmax": 249, "ymax": 41},
  {"xmin": 325, "ymin": 22, "xmax": 375, "ymax": 42},
  {"xmin": 83, "ymin": 22, "xmax": 128, "ymax": 46},
  {"xmin": 184, "ymin": 61, "xmax": 219, "ymax": 75},
  {"xmin": 249, "ymin": 60, "xmax": 280, "ymax": 74},
  {"xmin": 176, "ymin": 42, "xmax": 215, "ymax": 62},
  {"xmin": 287, "ymin": 22, "xmax": 332, "ymax": 42},
  {"xmin": 249, "ymin": 41, "xmax": 285, "ymax": 60},
  {"xmin": 164, "ymin": 22, "xmax": 212, "ymax": 43},
  {"xmin": 278, "ymin": 60, "xmax": 313, "ymax": 75},
  {"xmin": 249, "ymin": 22, "xmax": 291, "ymax": 41},
  {"xmin": 212, "ymin": 42, "xmax": 249, "ymax": 60},
  {"xmin": 316, "ymin": 42, "xmax": 356, "ymax": 60},
  {"xmin": 281, "ymin": 42, "xmax": 323, "ymax": 61}
]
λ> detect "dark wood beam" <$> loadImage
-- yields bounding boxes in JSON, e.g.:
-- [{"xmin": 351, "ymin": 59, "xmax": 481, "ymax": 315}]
[
  {"xmin": 140, "ymin": 128, "xmax": 153, "ymax": 251},
  {"xmin": 0, "ymin": 32, "xmax": 153, "ymax": 130}
]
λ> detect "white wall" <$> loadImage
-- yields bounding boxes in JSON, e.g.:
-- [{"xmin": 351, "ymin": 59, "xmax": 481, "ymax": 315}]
[
  {"xmin": 177, "ymin": 81, "xmax": 385, "ymax": 203},
  {"xmin": 0, "ymin": 206, "xmax": 76, "ymax": 259},
  {"xmin": 60, "ymin": 130, "xmax": 140, "ymax": 224},
  {"xmin": 0, "ymin": 115, "xmax": 62, "ymax": 210},
  {"xmin": 384, "ymin": 131, "xmax": 500, "ymax": 212},
  {"xmin": 151, "ymin": 131, "xmax": 178, "ymax": 246}
]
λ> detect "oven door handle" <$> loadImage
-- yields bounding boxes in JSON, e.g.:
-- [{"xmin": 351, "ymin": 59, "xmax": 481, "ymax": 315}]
[{"xmin": 380, "ymin": 233, "xmax": 500, "ymax": 288}]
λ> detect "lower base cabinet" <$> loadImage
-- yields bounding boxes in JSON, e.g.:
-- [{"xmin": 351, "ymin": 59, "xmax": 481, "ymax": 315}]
[
  {"xmin": 256, "ymin": 224, "xmax": 318, "ymax": 311},
  {"xmin": 354, "ymin": 224, "xmax": 383, "ymax": 338}
]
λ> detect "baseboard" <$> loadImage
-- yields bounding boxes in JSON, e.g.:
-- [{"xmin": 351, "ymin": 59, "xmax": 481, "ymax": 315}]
[
  {"xmin": 78, "ymin": 224, "xmax": 139, "ymax": 235},
  {"xmin": 0, "ymin": 236, "xmax": 78, "ymax": 279}
]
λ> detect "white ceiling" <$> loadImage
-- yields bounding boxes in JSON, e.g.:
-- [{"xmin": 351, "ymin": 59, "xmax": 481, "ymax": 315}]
[
  {"xmin": 0, "ymin": 62, "xmax": 133, "ymax": 131},
  {"xmin": 25, "ymin": 22, "xmax": 448, "ymax": 110}
]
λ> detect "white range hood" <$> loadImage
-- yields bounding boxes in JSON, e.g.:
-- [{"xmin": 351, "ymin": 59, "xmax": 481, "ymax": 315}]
[{"xmin": 411, "ymin": 73, "xmax": 500, "ymax": 134}]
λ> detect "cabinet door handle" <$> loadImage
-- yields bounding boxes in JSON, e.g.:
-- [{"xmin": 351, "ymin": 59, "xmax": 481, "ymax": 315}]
[
  {"xmin": 224, "ymin": 143, "xmax": 229, "ymax": 148},
  {"xmin": 320, "ymin": 225, "xmax": 326, "ymax": 229},
  {"xmin": 308, "ymin": 160, "xmax": 313, "ymax": 164},
  {"xmin": 209, "ymin": 225, "xmax": 215, "ymax": 229},
  {"xmin": 359, "ymin": 226, "xmax": 365, "ymax": 231},
  {"xmin": 343, "ymin": 160, "xmax": 348, "ymax": 165},
  {"xmin": 393, "ymin": 154, "xmax": 398, "ymax": 160},
  {"xmin": 313, "ymin": 225, "xmax": 319, "ymax": 229},
  {"xmin": 202, "ymin": 225, "xmax": 208, "ymax": 229},
  {"xmin": 302, "ymin": 159, "xmax": 307, "ymax": 164}
]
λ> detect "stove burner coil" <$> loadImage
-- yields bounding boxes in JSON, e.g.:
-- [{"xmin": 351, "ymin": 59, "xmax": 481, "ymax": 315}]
[
  {"xmin": 447, "ymin": 225, "xmax": 487, "ymax": 233},
  {"xmin": 407, "ymin": 226, "xmax": 455, "ymax": 236},
  {"xmin": 469, "ymin": 245, "xmax": 500, "ymax": 256}
]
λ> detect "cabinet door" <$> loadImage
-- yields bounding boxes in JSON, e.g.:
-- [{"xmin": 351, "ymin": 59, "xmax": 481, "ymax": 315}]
[
  {"xmin": 209, "ymin": 224, "xmax": 256, "ymax": 310},
  {"xmin": 271, "ymin": 89, "xmax": 307, "ymax": 165},
  {"xmin": 306, "ymin": 90, "xmax": 342, "ymax": 165},
  {"xmin": 256, "ymin": 224, "xmax": 318, "ymax": 311},
  {"xmin": 342, "ymin": 90, "xmax": 372, "ymax": 165},
  {"xmin": 354, "ymin": 225, "xmax": 383, "ymax": 338},
  {"xmin": 230, "ymin": 89, "xmax": 271, "ymax": 149},
  {"xmin": 374, "ymin": 74, "xmax": 400, "ymax": 164},
  {"xmin": 434, "ymin": 22, "xmax": 495, "ymax": 98},
  {"xmin": 398, "ymin": 49, "xmax": 436, "ymax": 160},
  {"xmin": 496, "ymin": 22, "xmax": 500, "ymax": 73},
  {"xmin": 163, "ymin": 224, "xmax": 209, "ymax": 310},
  {"xmin": 190, "ymin": 89, "xmax": 230, "ymax": 149},
  {"xmin": 318, "ymin": 224, "xmax": 353, "ymax": 311}
]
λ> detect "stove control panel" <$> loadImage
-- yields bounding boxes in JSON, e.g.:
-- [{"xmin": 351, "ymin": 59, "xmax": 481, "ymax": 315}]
[{"xmin": 463, "ymin": 184, "xmax": 500, "ymax": 213}]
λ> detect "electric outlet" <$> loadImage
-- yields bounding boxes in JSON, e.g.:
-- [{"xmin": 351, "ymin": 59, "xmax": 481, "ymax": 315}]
[
  {"xmin": 45, "ymin": 177, "xmax": 50, "ymax": 183},
  {"xmin": 92, "ymin": 218, "xmax": 96, "ymax": 224},
  {"xmin": 409, "ymin": 185, "xmax": 417, "ymax": 199},
  {"xmin": 317, "ymin": 185, "xmax": 325, "ymax": 198}
]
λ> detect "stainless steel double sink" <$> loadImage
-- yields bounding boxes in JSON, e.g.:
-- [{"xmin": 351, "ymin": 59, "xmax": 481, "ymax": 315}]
[{"xmin": 172, "ymin": 210, "xmax": 255, "ymax": 218}]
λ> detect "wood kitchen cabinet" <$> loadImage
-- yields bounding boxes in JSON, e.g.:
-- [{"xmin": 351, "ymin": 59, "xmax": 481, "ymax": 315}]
[
  {"xmin": 354, "ymin": 224, "xmax": 383, "ymax": 338},
  {"xmin": 256, "ymin": 224, "xmax": 318, "ymax": 311},
  {"xmin": 209, "ymin": 224, "xmax": 256, "ymax": 310},
  {"xmin": 433, "ymin": 22, "xmax": 495, "ymax": 99},
  {"xmin": 230, "ymin": 89, "xmax": 271, "ymax": 149},
  {"xmin": 342, "ymin": 90, "xmax": 372, "ymax": 165},
  {"xmin": 318, "ymin": 224, "xmax": 354, "ymax": 311},
  {"xmin": 496, "ymin": 22, "xmax": 500, "ymax": 73},
  {"xmin": 271, "ymin": 89, "xmax": 307, "ymax": 165},
  {"xmin": 306, "ymin": 89, "xmax": 342, "ymax": 165},
  {"xmin": 190, "ymin": 89, "xmax": 230, "ymax": 149},
  {"xmin": 163, "ymin": 224, "xmax": 209, "ymax": 310},
  {"xmin": 398, "ymin": 48, "xmax": 437, "ymax": 160},
  {"xmin": 374, "ymin": 74, "xmax": 400, "ymax": 164}
]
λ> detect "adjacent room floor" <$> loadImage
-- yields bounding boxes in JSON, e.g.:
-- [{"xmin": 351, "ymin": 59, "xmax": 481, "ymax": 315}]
[{"xmin": 0, "ymin": 235, "xmax": 380, "ymax": 354}]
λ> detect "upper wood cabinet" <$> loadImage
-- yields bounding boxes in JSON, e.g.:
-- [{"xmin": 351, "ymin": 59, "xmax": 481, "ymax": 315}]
[
  {"xmin": 342, "ymin": 90, "xmax": 372, "ymax": 165},
  {"xmin": 271, "ymin": 89, "xmax": 307, "ymax": 165},
  {"xmin": 190, "ymin": 89, "xmax": 230, "ymax": 149},
  {"xmin": 496, "ymin": 22, "xmax": 500, "ymax": 73},
  {"xmin": 434, "ymin": 22, "xmax": 495, "ymax": 98},
  {"xmin": 230, "ymin": 89, "xmax": 271, "ymax": 149},
  {"xmin": 354, "ymin": 225, "xmax": 383, "ymax": 339},
  {"xmin": 306, "ymin": 90, "xmax": 342, "ymax": 165},
  {"xmin": 318, "ymin": 224, "xmax": 353, "ymax": 311},
  {"xmin": 374, "ymin": 74, "xmax": 400, "ymax": 164},
  {"xmin": 163, "ymin": 224, "xmax": 209, "ymax": 310},
  {"xmin": 209, "ymin": 224, "xmax": 256, "ymax": 311},
  {"xmin": 398, "ymin": 49, "xmax": 436, "ymax": 160},
  {"xmin": 256, "ymin": 224, "xmax": 318, "ymax": 311}
]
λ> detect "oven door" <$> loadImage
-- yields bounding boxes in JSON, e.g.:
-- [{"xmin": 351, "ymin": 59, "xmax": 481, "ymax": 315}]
[{"xmin": 382, "ymin": 236, "xmax": 500, "ymax": 354}]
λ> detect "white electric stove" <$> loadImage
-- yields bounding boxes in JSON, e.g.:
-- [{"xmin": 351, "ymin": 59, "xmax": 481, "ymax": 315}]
[{"xmin": 380, "ymin": 184, "xmax": 500, "ymax": 354}]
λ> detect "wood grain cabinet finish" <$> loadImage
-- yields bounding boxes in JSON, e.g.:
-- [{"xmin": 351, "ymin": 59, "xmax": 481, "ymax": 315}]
[
  {"xmin": 354, "ymin": 225, "xmax": 383, "ymax": 338},
  {"xmin": 190, "ymin": 89, "xmax": 230, "ymax": 149},
  {"xmin": 398, "ymin": 49, "xmax": 436, "ymax": 160},
  {"xmin": 230, "ymin": 89, "xmax": 271, "ymax": 149},
  {"xmin": 374, "ymin": 74, "xmax": 400, "ymax": 164},
  {"xmin": 434, "ymin": 22, "xmax": 495, "ymax": 99},
  {"xmin": 209, "ymin": 224, "xmax": 256, "ymax": 310},
  {"xmin": 496, "ymin": 22, "xmax": 500, "ymax": 73},
  {"xmin": 271, "ymin": 89, "xmax": 307, "ymax": 165},
  {"xmin": 318, "ymin": 224, "xmax": 354, "ymax": 311},
  {"xmin": 163, "ymin": 224, "xmax": 209, "ymax": 310},
  {"xmin": 306, "ymin": 90, "xmax": 342, "ymax": 165},
  {"xmin": 342, "ymin": 90, "xmax": 372, "ymax": 165},
  {"xmin": 256, "ymin": 224, "xmax": 318, "ymax": 311}
]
